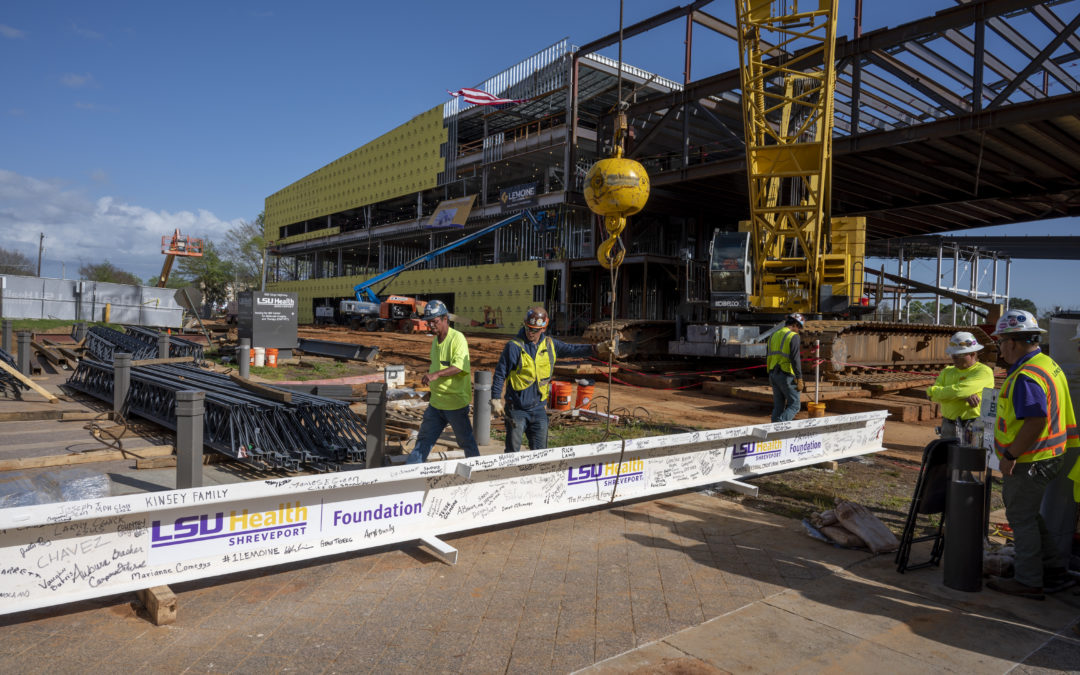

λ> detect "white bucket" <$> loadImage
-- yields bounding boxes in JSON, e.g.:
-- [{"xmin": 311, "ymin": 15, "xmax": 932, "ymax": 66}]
[
  {"xmin": 253, "ymin": 347, "xmax": 266, "ymax": 367},
  {"xmin": 385, "ymin": 365, "xmax": 405, "ymax": 387}
]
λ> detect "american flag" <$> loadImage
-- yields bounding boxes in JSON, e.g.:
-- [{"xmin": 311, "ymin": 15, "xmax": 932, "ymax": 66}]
[{"xmin": 447, "ymin": 87, "xmax": 528, "ymax": 107}]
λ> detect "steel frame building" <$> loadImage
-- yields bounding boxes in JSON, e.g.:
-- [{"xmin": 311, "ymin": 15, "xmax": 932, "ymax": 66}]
[{"xmin": 265, "ymin": 0, "xmax": 1080, "ymax": 331}]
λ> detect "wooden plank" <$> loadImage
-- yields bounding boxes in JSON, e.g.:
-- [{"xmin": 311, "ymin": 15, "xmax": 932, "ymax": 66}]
[
  {"xmin": 0, "ymin": 410, "xmax": 64, "ymax": 422},
  {"xmin": 553, "ymin": 363, "xmax": 618, "ymax": 377},
  {"xmin": 605, "ymin": 369, "xmax": 699, "ymax": 390},
  {"xmin": 0, "ymin": 445, "xmax": 175, "ymax": 472},
  {"xmin": 0, "ymin": 358, "xmax": 58, "ymax": 403},
  {"xmin": 826, "ymin": 397, "xmax": 921, "ymax": 422},
  {"xmin": 130, "ymin": 356, "xmax": 197, "ymax": 367},
  {"xmin": 136, "ymin": 453, "xmax": 230, "ymax": 469},
  {"xmin": 228, "ymin": 374, "xmax": 291, "ymax": 402},
  {"xmin": 860, "ymin": 377, "xmax": 936, "ymax": 393},
  {"xmin": 30, "ymin": 340, "xmax": 66, "ymax": 367},
  {"xmin": 137, "ymin": 586, "xmax": 177, "ymax": 626}
]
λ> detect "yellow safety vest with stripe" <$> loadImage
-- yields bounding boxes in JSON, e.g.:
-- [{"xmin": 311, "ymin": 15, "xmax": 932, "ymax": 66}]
[
  {"xmin": 766, "ymin": 327, "xmax": 797, "ymax": 376},
  {"xmin": 994, "ymin": 352, "xmax": 1078, "ymax": 463},
  {"xmin": 507, "ymin": 337, "xmax": 555, "ymax": 401}
]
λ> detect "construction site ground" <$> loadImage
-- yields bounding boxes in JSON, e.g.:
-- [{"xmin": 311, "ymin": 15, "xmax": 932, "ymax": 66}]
[{"xmin": 1, "ymin": 325, "xmax": 1078, "ymax": 672}]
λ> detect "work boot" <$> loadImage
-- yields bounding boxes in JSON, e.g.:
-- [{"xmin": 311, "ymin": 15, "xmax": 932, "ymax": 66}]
[
  {"xmin": 1043, "ymin": 568, "xmax": 1077, "ymax": 594},
  {"xmin": 987, "ymin": 577, "xmax": 1045, "ymax": 600}
]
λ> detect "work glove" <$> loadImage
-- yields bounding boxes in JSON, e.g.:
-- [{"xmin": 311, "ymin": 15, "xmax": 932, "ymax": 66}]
[
  {"xmin": 795, "ymin": 379, "xmax": 804, "ymax": 392},
  {"xmin": 490, "ymin": 399, "xmax": 505, "ymax": 417}
]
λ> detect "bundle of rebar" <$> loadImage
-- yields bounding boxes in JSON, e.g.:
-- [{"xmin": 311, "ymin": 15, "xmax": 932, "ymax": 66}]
[
  {"xmin": 66, "ymin": 361, "xmax": 366, "ymax": 472},
  {"xmin": 124, "ymin": 325, "xmax": 205, "ymax": 360},
  {"xmin": 85, "ymin": 325, "xmax": 158, "ymax": 362},
  {"xmin": 0, "ymin": 348, "xmax": 29, "ymax": 397}
]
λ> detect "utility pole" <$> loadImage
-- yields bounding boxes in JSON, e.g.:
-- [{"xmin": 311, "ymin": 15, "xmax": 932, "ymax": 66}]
[{"xmin": 37, "ymin": 233, "xmax": 44, "ymax": 277}]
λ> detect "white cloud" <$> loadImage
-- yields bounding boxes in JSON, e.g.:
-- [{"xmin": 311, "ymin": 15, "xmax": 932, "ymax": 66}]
[
  {"xmin": 0, "ymin": 24, "xmax": 25, "ymax": 39},
  {"xmin": 61, "ymin": 73, "xmax": 95, "ymax": 88},
  {"xmin": 0, "ymin": 169, "xmax": 241, "ymax": 279},
  {"xmin": 71, "ymin": 23, "xmax": 103, "ymax": 40}
]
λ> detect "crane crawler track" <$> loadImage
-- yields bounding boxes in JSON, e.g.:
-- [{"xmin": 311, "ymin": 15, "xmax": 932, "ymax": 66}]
[{"xmin": 802, "ymin": 320, "xmax": 997, "ymax": 379}]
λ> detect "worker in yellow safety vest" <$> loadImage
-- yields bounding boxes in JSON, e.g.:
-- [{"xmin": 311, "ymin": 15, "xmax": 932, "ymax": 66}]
[
  {"xmin": 491, "ymin": 307, "xmax": 608, "ymax": 452},
  {"xmin": 766, "ymin": 313, "xmax": 804, "ymax": 422},
  {"xmin": 985, "ymin": 309, "xmax": 1079, "ymax": 600},
  {"xmin": 926, "ymin": 331, "xmax": 995, "ymax": 443}
]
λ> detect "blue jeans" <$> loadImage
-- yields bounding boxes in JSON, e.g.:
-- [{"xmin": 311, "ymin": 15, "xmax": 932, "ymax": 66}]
[
  {"xmin": 504, "ymin": 405, "xmax": 548, "ymax": 452},
  {"xmin": 405, "ymin": 405, "xmax": 480, "ymax": 464},
  {"xmin": 769, "ymin": 367, "xmax": 800, "ymax": 422}
]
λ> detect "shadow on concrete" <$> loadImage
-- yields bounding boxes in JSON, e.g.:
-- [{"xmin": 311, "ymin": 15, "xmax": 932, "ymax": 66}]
[{"xmin": 621, "ymin": 497, "xmax": 1080, "ymax": 670}]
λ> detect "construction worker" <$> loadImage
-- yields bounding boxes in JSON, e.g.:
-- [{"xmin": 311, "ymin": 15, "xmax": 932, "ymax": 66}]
[
  {"xmin": 986, "ymin": 309, "xmax": 1079, "ymax": 599},
  {"xmin": 405, "ymin": 300, "xmax": 480, "ymax": 463},
  {"xmin": 491, "ymin": 307, "xmax": 608, "ymax": 452},
  {"xmin": 926, "ymin": 331, "xmax": 995, "ymax": 442},
  {"xmin": 767, "ymin": 313, "xmax": 805, "ymax": 422}
]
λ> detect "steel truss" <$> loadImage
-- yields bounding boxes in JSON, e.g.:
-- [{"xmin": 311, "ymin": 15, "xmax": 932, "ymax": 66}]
[
  {"xmin": 85, "ymin": 325, "xmax": 158, "ymax": 362},
  {"xmin": 66, "ymin": 361, "xmax": 367, "ymax": 472},
  {"xmin": 124, "ymin": 325, "xmax": 205, "ymax": 360}
]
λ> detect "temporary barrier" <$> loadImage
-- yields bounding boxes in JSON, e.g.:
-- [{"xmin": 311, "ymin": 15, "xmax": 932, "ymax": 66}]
[
  {"xmin": 265, "ymin": 348, "xmax": 279, "ymax": 368},
  {"xmin": 253, "ymin": 347, "xmax": 266, "ymax": 367},
  {"xmin": 574, "ymin": 381, "xmax": 595, "ymax": 409},
  {"xmin": 0, "ymin": 411, "xmax": 887, "ymax": 616},
  {"xmin": 550, "ymin": 380, "xmax": 572, "ymax": 410}
]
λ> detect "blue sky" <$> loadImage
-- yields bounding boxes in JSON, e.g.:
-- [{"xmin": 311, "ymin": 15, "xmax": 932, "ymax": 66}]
[{"xmin": 0, "ymin": 1, "xmax": 1075, "ymax": 311}]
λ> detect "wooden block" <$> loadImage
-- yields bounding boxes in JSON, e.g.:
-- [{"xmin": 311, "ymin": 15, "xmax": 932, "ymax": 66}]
[
  {"xmin": 137, "ymin": 586, "xmax": 177, "ymax": 626},
  {"xmin": 826, "ymin": 397, "xmax": 921, "ymax": 422},
  {"xmin": 876, "ymin": 394, "xmax": 938, "ymax": 421},
  {"xmin": 701, "ymin": 381, "xmax": 737, "ymax": 397}
]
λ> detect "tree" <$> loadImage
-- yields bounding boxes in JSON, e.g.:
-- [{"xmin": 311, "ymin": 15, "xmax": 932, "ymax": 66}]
[
  {"xmin": 0, "ymin": 246, "xmax": 34, "ymax": 276},
  {"xmin": 79, "ymin": 261, "xmax": 142, "ymax": 286},
  {"xmin": 1010, "ymin": 297, "xmax": 1038, "ymax": 317},
  {"xmin": 176, "ymin": 241, "xmax": 233, "ymax": 307},
  {"xmin": 220, "ymin": 212, "xmax": 266, "ymax": 289}
]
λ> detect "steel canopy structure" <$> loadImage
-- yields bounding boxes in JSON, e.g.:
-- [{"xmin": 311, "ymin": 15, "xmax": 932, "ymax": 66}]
[{"xmin": 595, "ymin": 0, "xmax": 1080, "ymax": 240}]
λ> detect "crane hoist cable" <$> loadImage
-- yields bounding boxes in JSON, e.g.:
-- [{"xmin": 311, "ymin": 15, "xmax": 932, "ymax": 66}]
[{"xmin": 581, "ymin": 0, "xmax": 650, "ymax": 433}]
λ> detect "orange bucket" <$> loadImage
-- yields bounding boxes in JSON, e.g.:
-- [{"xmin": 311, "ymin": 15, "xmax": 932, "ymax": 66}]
[
  {"xmin": 265, "ymin": 348, "xmax": 279, "ymax": 368},
  {"xmin": 574, "ymin": 381, "xmax": 595, "ymax": 409},
  {"xmin": 550, "ymin": 381, "xmax": 573, "ymax": 411},
  {"xmin": 250, "ymin": 348, "xmax": 256, "ymax": 366}
]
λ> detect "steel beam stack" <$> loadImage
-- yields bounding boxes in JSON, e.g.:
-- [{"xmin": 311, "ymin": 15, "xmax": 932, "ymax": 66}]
[
  {"xmin": 84, "ymin": 326, "xmax": 158, "ymax": 362},
  {"xmin": 66, "ymin": 361, "xmax": 366, "ymax": 471},
  {"xmin": 0, "ymin": 348, "xmax": 29, "ymax": 398},
  {"xmin": 124, "ymin": 325, "xmax": 205, "ymax": 360}
]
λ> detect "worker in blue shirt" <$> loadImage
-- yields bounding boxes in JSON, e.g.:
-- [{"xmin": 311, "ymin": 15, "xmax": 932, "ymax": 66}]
[{"xmin": 491, "ymin": 307, "xmax": 610, "ymax": 452}]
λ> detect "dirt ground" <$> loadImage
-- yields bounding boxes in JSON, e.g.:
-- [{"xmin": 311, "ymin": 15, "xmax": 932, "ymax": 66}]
[{"xmin": 282, "ymin": 324, "xmax": 958, "ymax": 534}]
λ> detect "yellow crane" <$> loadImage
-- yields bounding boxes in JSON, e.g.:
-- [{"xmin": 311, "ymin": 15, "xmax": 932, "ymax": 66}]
[{"xmin": 732, "ymin": 0, "xmax": 864, "ymax": 315}]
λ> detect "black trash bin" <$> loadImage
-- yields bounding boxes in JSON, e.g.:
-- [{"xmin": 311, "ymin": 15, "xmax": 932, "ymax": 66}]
[{"xmin": 943, "ymin": 442, "xmax": 987, "ymax": 592}]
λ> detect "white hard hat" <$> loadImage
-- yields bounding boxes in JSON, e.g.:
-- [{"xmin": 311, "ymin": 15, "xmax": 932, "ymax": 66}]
[
  {"xmin": 992, "ymin": 309, "xmax": 1045, "ymax": 336},
  {"xmin": 946, "ymin": 331, "xmax": 983, "ymax": 355}
]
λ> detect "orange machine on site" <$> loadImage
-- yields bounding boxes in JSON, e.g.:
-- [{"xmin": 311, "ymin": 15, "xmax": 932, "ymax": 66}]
[{"xmin": 157, "ymin": 229, "xmax": 203, "ymax": 287}]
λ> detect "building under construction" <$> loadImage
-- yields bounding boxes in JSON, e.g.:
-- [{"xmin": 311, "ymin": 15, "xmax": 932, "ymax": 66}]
[{"xmin": 264, "ymin": 0, "xmax": 1080, "ymax": 339}]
